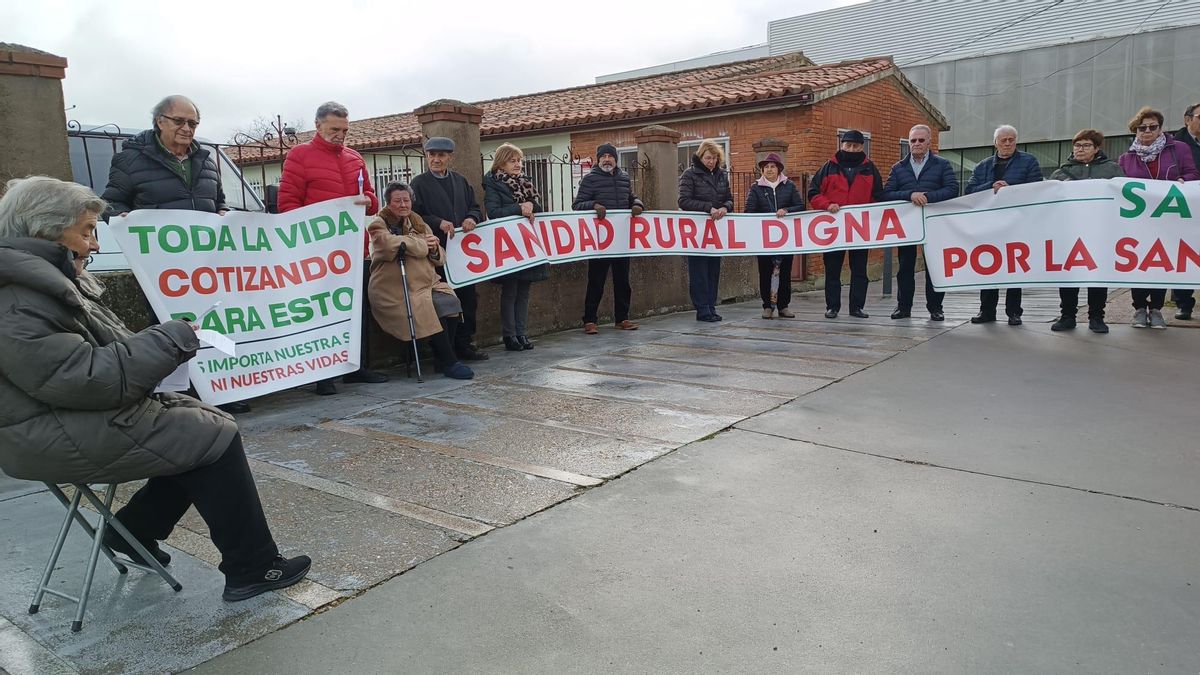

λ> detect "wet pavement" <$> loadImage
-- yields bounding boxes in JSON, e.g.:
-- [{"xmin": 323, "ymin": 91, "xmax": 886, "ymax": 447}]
[{"xmin": 1, "ymin": 280, "xmax": 1195, "ymax": 674}]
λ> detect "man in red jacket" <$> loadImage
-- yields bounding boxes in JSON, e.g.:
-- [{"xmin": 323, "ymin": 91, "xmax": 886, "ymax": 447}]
[
  {"xmin": 278, "ymin": 101, "xmax": 387, "ymax": 395},
  {"xmin": 808, "ymin": 129, "xmax": 883, "ymax": 319}
]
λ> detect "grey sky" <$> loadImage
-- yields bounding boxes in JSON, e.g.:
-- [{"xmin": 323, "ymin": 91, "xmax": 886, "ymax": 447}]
[{"xmin": 4, "ymin": 0, "xmax": 862, "ymax": 141}]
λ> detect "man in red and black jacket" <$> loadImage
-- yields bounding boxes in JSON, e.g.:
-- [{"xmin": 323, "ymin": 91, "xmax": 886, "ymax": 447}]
[
  {"xmin": 278, "ymin": 101, "xmax": 386, "ymax": 396},
  {"xmin": 808, "ymin": 130, "xmax": 883, "ymax": 319}
]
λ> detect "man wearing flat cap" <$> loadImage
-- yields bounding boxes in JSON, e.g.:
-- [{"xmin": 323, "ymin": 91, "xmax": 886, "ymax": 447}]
[
  {"xmin": 808, "ymin": 129, "xmax": 883, "ymax": 319},
  {"xmin": 411, "ymin": 137, "xmax": 488, "ymax": 361},
  {"xmin": 573, "ymin": 143, "xmax": 644, "ymax": 334}
]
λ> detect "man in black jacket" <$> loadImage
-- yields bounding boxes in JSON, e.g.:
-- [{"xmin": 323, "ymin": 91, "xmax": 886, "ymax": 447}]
[
  {"xmin": 103, "ymin": 95, "xmax": 251, "ymax": 414},
  {"xmin": 1172, "ymin": 102, "xmax": 1200, "ymax": 319},
  {"xmin": 573, "ymin": 144, "xmax": 644, "ymax": 333},
  {"xmin": 881, "ymin": 124, "xmax": 960, "ymax": 321},
  {"xmin": 410, "ymin": 137, "xmax": 488, "ymax": 360}
]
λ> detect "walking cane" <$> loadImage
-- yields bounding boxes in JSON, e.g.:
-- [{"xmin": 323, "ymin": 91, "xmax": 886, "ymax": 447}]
[{"xmin": 396, "ymin": 242, "xmax": 424, "ymax": 382}]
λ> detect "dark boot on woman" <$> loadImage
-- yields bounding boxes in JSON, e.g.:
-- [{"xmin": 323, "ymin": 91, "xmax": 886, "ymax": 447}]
[
  {"xmin": 517, "ymin": 335, "xmax": 535, "ymax": 350},
  {"xmin": 503, "ymin": 336, "xmax": 524, "ymax": 351}
]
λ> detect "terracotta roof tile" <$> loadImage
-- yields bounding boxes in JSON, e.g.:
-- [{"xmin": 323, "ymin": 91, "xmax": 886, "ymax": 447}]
[{"xmin": 231, "ymin": 54, "xmax": 935, "ymax": 164}]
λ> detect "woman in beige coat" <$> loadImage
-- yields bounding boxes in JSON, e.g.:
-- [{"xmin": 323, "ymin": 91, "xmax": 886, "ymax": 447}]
[{"xmin": 368, "ymin": 182, "xmax": 473, "ymax": 379}]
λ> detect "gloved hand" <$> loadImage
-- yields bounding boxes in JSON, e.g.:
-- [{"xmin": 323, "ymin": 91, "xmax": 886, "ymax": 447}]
[
  {"xmin": 631, "ymin": 204, "xmax": 643, "ymax": 217},
  {"xmin": 594, "ymin": 204, "xmax": 606, "ymax": 221}
]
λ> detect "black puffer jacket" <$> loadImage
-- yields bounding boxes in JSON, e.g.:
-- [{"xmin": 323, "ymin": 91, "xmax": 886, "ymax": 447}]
[
  {"xmin": 573, "ymin": 166, "xmax": 643, "ymax": 210},
  {"xmin": 677, "ymin": 156, "xmax": 733, "ymax": 212},
  {"xmin": 744, "ymin": 178, "xmax": 805, "ymax": 214},
  {"xmin": 101, "ymin": 130, "xmax": 226, "ymax": 217}
]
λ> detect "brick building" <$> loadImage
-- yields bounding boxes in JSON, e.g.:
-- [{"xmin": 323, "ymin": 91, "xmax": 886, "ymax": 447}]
[{"xmin": 233, "ymin": 51, "xmax": 946, "ymax": 285}]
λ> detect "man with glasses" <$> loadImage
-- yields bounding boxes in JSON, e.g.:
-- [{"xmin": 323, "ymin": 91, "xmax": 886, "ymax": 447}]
[
  {"xmin": 1171, "ymin": 102, "xmax": 1200, "ymax": 319},
  {"xmin": 965, "ymin": 124, "xmax": 1043, "ymax": 325},
  {"xmin": 882, "ymin": 124, "xmax": 959, "ymax": 321},
  {"xmin": 102, "ymin": 95, "xmax": 252, "ymax": 414},
  {"xmin": 278, "ymin": 101, "xmax": 386, "ymax": 395}
]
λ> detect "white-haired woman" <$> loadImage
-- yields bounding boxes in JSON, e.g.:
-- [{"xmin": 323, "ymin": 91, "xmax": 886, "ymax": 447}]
[{"xmin": 0, "ymin": 176, "xmax": 308, "ymax": 602}]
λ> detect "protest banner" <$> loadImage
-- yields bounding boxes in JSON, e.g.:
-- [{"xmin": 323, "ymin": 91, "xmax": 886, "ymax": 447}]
[
  {"xmin": 443, "ymin": 202, "xmax": 924, "ymax": 286},
  {"xmin": 924, "ymin": 178, "xmax": 1200, "ymax": 289},
  {"xmin": 109, "ymin": 197, "xmax": 366, "ymax": 404}
]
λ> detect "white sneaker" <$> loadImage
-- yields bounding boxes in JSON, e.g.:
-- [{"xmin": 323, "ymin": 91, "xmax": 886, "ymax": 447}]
[
  {"xmin": 1132, "ymin": 308, "xmax": 1149, "ymax": 328},
  {"xmin": 1148, "ymin": 309, "xmax": 1168, "ymax": 329}
]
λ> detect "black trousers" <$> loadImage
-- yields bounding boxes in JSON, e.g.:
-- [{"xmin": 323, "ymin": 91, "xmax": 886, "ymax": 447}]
[
  {"xmin": 583, "ymin": 257, "xmax": 632, "ymax": 324},
  {"xmin": 687, "ymin": 256, "xmax": 722, "ymax": 317},
  {"xmin": 453, "ymin": 284, "xmax": 478, "ymax": 355},
  {"xmin": 1173, "ymin": 289, "xmax": 1195, "ymax": 312},
  {"xmin": 112, "ymin": 434, "xmax": 278, "ymax": 582},
  {"xmin": 823, "ymin": 249, "xmax": 868, "ymax": 312},
  {"xmin": 1059, "ymin": 287, "xmax": 1107, "ymax": 319},
  {"xmin": 429, "ymin": 316, "xmax": 459, "ymax": 369},
  {"xmin": 1131, "ymin": 288, "xmax": 1167, "ymax": 310},
  {"xmin": 979, "ymin": 288, "xmax": 1022, "ymax": 317},
  {"xmin": 896, "ymin": 245, "xmax": 944, "ymax": 313},
  {"xmin": 757, "ymin": 255, "xmax": 793, "ymax": 310}
]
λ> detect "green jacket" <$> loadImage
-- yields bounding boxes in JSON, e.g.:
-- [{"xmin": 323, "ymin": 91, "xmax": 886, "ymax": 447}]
[
  {"xmin": 0, "ymin": 237, "xmax": 235, "ymax": 484},
  {"xmin": 1050, "ymin": 153, "xmax": 1124, "ymax": 181}
]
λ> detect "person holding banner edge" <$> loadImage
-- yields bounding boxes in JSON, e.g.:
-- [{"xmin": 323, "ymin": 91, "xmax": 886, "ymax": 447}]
[
  {"xmin": 1048, "ymin": 128, "xmax": 1123, "ymax": 334},
  {"xmin": 678, "ymin": 139, "xmax": 734, "ymax": 322},
  {"xmin": 101, "ymin": 94, "xmax": 252, "ymax": 415},
  {"xmin": 745, "ymin": 152, "xmax": 805, "ymax": 319},
  {"xmin": 965, "ymin": 124, "xmax": 1043, "ymax": 325},
  {"xmin": 1170, "ymin": 102, "xmax": 1200, "ymax": 320},
  {"xmin": 483, "ymin": 143, "xmax": 549, "ymax": 351},
  {"xmin": 411, "ymin": 137, "xmax": 490, "ymax": 361},
  {"xmin": 882, "ymin": 124, "xmax": 959, "ymax": 321},
  {"xmin": 809, "ymin": 129, "xmax": 883, "ymax": 319},
  {"xmin": 575, "ymin": 143, "xmax": 644, "ymax": 333},
  {"xmin": 367, "ymin": 182, "xmax": 473, "ymax": 379},
  {"xmin": 1117, "ymin": 106, "xmax": 1199, "ymax": 329},
  {"xmin": 277, "ymin": 101, "xmax": 387, "ymax": 395},
  {"xmin": 0, "ymin": 176, "xmax": 311, "ymax": 602}
]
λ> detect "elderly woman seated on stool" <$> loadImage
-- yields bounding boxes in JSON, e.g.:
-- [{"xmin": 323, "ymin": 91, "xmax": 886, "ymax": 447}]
[
  {"xmin": 0, "ymin": 176, "xmax": 309, "ymax": 602},
  {"xmin": 368, "ymin": 181, "xmax": 474, "ymax": 379}
]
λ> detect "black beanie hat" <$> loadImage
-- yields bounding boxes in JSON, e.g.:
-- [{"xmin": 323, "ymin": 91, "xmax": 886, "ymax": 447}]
[{"xmin": 596, "ymin": 143, "xmax": 618, "ymax": 160}]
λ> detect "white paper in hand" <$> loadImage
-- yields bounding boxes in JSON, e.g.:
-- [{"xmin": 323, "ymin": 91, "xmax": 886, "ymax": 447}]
[
  {"xmin": 155, "ymin": 363, "xmax": 190, "ymax": 393},
  {"xmin": 197, "ymin": 329, "xmax": 237, "ymax": 356}
]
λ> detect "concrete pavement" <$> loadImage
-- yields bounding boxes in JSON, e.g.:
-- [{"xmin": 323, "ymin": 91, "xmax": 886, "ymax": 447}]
[{"xmin": 2, "ymin": 282, "xmax": 1197, "ymax": 673}]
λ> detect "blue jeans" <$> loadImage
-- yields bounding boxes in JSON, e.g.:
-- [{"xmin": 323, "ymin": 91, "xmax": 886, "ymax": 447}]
[{"xmin": 687, "ymin": 256, "xmax": 722, "ymax": 317}]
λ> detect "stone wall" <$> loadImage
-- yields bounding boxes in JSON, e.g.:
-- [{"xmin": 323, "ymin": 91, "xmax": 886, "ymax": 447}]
[{"xmin": 0, "ymin": 44, "xmax": 71, "ymax": 184}]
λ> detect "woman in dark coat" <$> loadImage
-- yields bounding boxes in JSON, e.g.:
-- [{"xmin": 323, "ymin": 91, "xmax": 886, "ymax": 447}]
[
  {"xmin": 678, "ymin": 139, "xmax": 733, "ymax": 322},
  {"xmin": 745, "ymin": 152, "xmax": 805, "ymax": 319},
  {"xmin": 0, "ymin": 177, "xmax": 307, "ymax": 602},
  {"xmin": 1048, "ymin": 129, "xmax": 1124, "ymax": 334},
  {"xmin": 484, "ymin": 143, "xmax": 548, "ymax": 351}
]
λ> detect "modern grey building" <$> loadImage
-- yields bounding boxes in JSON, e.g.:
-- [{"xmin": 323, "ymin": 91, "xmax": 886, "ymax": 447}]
[{"xmin": 601, "ymin": 0, "xmax": 1200, "ymax": 183}]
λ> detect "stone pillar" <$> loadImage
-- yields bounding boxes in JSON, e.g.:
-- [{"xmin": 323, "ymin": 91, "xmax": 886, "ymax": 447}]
[
  {"xmin": 414, "ymin": 99, "xmax": 484, "ymax": 198},
  {"xmin": 634, "ymin": 125, "xmax": 682, "ymax": 210},
  {"xmin": 0, "ymin": 45, "xmax": 71, "ymax": 184},
  {"xmin": 752, "ymin": 137, "xmax": 790, "ymax": 173}
]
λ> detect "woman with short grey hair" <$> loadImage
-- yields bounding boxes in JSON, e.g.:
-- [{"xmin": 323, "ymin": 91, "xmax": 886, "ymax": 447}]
[{"xmin": 0, "ymin": 176, "xmax": 309, "ymax": 602}]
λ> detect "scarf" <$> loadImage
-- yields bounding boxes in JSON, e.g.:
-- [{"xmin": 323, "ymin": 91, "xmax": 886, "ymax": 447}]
[
  {"xmin": 756, "ymin": 174, "xmax": 788, "ymax": 189},
  {"xmin": 835, "ymin": 150, "xmax": 865, "ymax": 166},
  {"xmin": 1130, "ymin": 133, "xmax": 1168, "ymax": 163},
  {"xmin": 494, "ymin": 170, "xmax": 540, "ymax": 205}
]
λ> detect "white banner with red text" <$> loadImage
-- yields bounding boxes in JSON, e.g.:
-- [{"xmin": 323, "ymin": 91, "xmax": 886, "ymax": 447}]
[
  {"xmin": 923, "ymin": 178, "xmax": 1200, "ymax": 290},
  {"xmin": 442, "ymin": 202, "xmax": 923, "ymax": 286},
  {"xmin": 109, "ymin": 197, "xmax": 366, "ymax": 405}
]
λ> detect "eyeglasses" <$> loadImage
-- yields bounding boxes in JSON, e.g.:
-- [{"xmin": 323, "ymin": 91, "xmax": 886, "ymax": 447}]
[
  {"xmin": 908, "ymin": 138, "xmax": 929, "ymax": 143},
  {"xmin": 160, "ymin": 115, "xmax": 200, "ymax": 129},
  {"xmin": 1136, "ymin": 124, "xmax": 1161, "ymax": 132},
  {"xmin": 1072, "ymin": 142, "xmax": 1095, "ymax": 149}
]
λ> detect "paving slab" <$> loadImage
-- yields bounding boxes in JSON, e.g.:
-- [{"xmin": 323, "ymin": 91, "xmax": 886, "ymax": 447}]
[
  {"xmin": 194, "ymin": 429, "xmax": 1200, "ymax": 675},
  {"xmin": 173, "ymin": 475, "xmax": 460, "ymax": 592},
  {"xmin": 246, "ymin": 426, "xmax": 573, "ymax": 527},
  {"xmin": 559, "ymin": 354, "xmax": 836, "ymax": 396},
  {"xmin": 702, "ymin": 325, "xmax": 927, "ymax": 351},
  {"xmin": 614, "ymin": 343, "xmax": 865, "ymax": 380},
  {"xmin": 504, "ymin": 367, "xmax": 789, "ymax": 417},
  {"xmin": 632, "ymin": 332, "xmax": 894, "ymax": 363},
  {"xmin": 422, "ymin": 382, "xmax": 737, "ymax": 445},
  {"xmin": 738, "ymin": 321, "xmax": 1200, "ymax": 510},
  {"xmin": 0, "ymin": 492, "xmax": 308, "ymax": 675},
  {"xmin": 0, "ymin": 476, "xmax": 42, "ymax": 503},
  {"xmin": 336, "ymin": 401, "xmax": 670, "ymax": 481}
]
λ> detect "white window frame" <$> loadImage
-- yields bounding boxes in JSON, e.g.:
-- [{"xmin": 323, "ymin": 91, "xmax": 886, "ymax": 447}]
[
  {"xmin": 835, "ymin": 128, "xmax": 872, "ymax": 155},
  {"xmin": 678, "ymin": 136, "xmax": 731, "ymax": 169}
]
